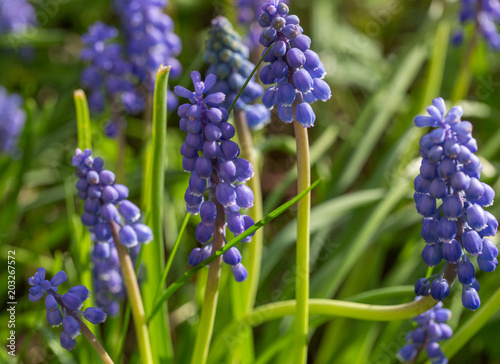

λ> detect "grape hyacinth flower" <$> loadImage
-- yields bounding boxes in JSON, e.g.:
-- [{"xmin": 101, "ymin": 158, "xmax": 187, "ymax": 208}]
[
  {"xmin": 205, "ymin": 16, "xmax": 271, "ymax": 130},
  {"xmin": 257, "ymin": 0, "xmax": 331, "ymax": 127},
  {"xmin": 72, "ymin": 148, "xmax": 153, "ymax": 249},
  {"xmin": 413, "ymin": 97, "xmax": 498, "ymax": 310},
  {"xmin": 397, "ymin": 300, "xmax": 452, "ymax": 364},
  {"xmin": 175, "ymin": 71, "xmax": 255, "ymax": 281},
  {"xmin": 114, "ymin": 0, "xmax": 182, "ymax": 110},
  {"xmin": 28, "ymin": 268, "xmax": 107, "ymax": 351},
  {"xmin": 81, "ymin": 22, "xmax": 145, "ymax": 137},
  {"xmin": 0, "ymin": 0, "xmax": 36, "ymax": 34},
  {"xmin": 453, "ymin": 0, "xmax": 500, "ymax": 50},
  {"xmin": 0, "ymin": 86, "xmax": 26, "ymax": 154}
]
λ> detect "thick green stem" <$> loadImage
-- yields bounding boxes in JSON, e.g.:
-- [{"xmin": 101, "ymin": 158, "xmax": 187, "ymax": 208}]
[
  {"xmin": 293, "ymin": 120, "xmax": 311, "ymax": 364},
  {"xmin": 190, "ymin": 194, "xmax": 226, "ymax": 364},
  {"xmin": 233, "ymin": 109, "xmax": 263, "ymax": 312},
  {"xmin": 109, "ymin": 221, "xmax": 153, "ymax": 364}
]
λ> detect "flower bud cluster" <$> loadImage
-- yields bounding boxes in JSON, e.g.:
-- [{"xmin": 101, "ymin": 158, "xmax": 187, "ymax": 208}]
[
  {"xmin": 454, "ymin": 0, "xmax": 500, "ymax": 50},
  {"xmin": 81, "ymin": 21, "xmax": 145, "ymax": 137},
  {"xmin": 205, "ymin": 16, "xmax": 270, "ymax": 130},
  {"xmin": 413, "ymin": 97, "xmax": 498, "ymax": 310},
  {"xmin": 397, "ymin": 300, "xmax": 452, "ymax": 364},
  {"xmin": 28, "ymin": 268, "xmax": 107, "ymax": 351},
  {"xmin": 257, "ymin": 0, "xmax": 331, "ymax": 127},
  {"xmin": 0, "ymin": 86, "xmax": 26, "ymax": 154},
  {"xmin": 114, "ymin": 0, "xmax": 182, "ymax": 110},
  {"xmin": 0, "ymin": 0, "xmax": 36, "ymax": 34},
  {"xmin": 175, "ymin": 71, "xmax": 256, "ymax": 281}
]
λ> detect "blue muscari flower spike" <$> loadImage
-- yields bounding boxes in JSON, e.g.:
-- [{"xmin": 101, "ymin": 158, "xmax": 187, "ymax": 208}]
[
  {"xmin": 175, "ymin": 71, "xmax": 256, "ymax": 282},
  {"xmin": 73, "ymin": 148, "xmax": 150, "ymax": 314},
  {"xmin": 28, "ymin": 268, "xmax": 107, "ymax": 351},
  {"xmin": 80, "ymin": 21, "xmax": 145, "ymax": 137},
  {"xmin": 205, "ymin": 16, "xmax": 271, "ymax": 130},
  {"xmin": 397, "ymin": 300, "xmax": 452, "ymax": 364},
  {"xmin": 114, "ymin": 0, "xmax": 182, "ymax": 110},
  {"xmin": 0, "ymin": 86, "xmax": 26, "ymax": 154},
  {"xmin": 453, "ymin": 0, "xmax": 500, "ymax": 50},
  {"xmin": 0, "ymin": 0, "xmax": 37, "ymax": 34},
  {"xmin": 257, "ymin": 0, "xmax": 331, "ymax": 127},
  {"xmin": 413, "ymin": 97, "xmax": 498, "ymax": 310}
]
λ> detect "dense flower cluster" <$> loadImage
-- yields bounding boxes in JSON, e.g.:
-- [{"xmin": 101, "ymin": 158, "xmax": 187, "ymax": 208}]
[
  {"xmin": 397, "ymin": 301, "xmax": 452, "ymax": 364},
  {"xmin": 81, "ymin": 22, "xmax": 145, "ymax": 137},
  {"xmin": 204, "ymin": 16, "xmax": 270, "ymax": 130},
  {"xmin": 413, "ymin": 97, "xmax": 498, "ymax": 310},
  {"xmin": 0, "ymin": 0, "xmax": 36, "ymax": 34},
  {"xmin": 73, "ymin": 148, "xmax": 153, "ymax": 249},
  {"xmin": 175, "ymin": 71, "xmax": 255, "ymax": 281},
  {"xmin": 257, "ymin": 0, "xmax": 331, "ymax": 127},
  {"xmin": 115, "ymin": 0, "xmax": 182, "ymax": 110},
  {"xmin": 0, "ymin": 86, "xmax": 26, "ymax": 154},
  {"xmin": 28, "ymin": 268, "xmax": 107, "ymax": 351},
  {"xmin": 454, "ymin": 0, "xmax": 500, "ymax": 50}
]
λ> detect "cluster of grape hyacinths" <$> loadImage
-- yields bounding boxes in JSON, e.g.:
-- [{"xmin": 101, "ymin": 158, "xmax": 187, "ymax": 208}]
[
  {"xmin": 0, "ymin": 86, "xmax": 26, "ymax": 154},
  {"xmin": 175, "ymin": 71, "xmax": 255, "ymax": 282},
  {"xmin": 28, "ymin": 268, "xmax": 107, "ymax": 351},
  {"xmin": 204, "ymin": 16, "xmax": 270, "ymax": 130},
  {"xmin": 114, "ymin": 0, "xmax": 182, "ymax": 110},
  {"xmin": 73, "ymin": 148, "xmax": 153, "ymax": 250},
  {"xmin": 257, "ymin": 0, "xmax": 331, "ymax": 127},
  {"xmin": 413, "ymin": 97, "xmax": 498, "ymax": 311},
  {"xmin": 397, "ymin": 300, "xmax": 452, "ymax": 364},
  {"xmin": 0, "ymin": 0, "xmax": 36, "ymax": 34},
  {"xmin": 81, "ymin": 22, "xmax": 145, "ymax": 137},
  {"xmin": 454, "ymin": 0, "xmax": 500, "ymax": 50}
]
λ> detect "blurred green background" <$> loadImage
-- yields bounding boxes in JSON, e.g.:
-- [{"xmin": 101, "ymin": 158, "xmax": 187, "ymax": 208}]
[{"xmin": 1, "ymin": 0, "xmax": 500, "ymax": 363}]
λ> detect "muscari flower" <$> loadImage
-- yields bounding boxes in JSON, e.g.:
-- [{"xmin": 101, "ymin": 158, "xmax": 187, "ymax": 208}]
[
  {"xmin": 257, "ymin": 0, "xmax": 331, "ymax": 127},
  {"xmin": 397, "ymin": 300, "xmax": 452, "ymax": 364},
  {"xmin": 0, "ymin": 0, "xmax": 36, "ymax": 34},
  {"xmin": 81, "ymin": 21, "xmax": 145, "ymax": 138},
  {"xmin": 204, "ymin": 16, "xmax": 270, "ymax": 130},
  {"xmin": 28, "ymin": 268, "xmax": 107, "ymax": 351},
  {"xmin": 114, "ymin": 0, "xmax": 182, "ymax": 110},
  {"xmin": 454, "ymin": 0, "xmax": 500, "ymax": 50},
  {"xmin": 413, "ymin": 97, "xmax": 498, "ymax": 310},
  {"xmin": 0, "ymin": 86, "xmax": 26, "ymax": 154},
  {"xmin": 175, "ymin": 71, "xmax": 256, "ymax": 281}
]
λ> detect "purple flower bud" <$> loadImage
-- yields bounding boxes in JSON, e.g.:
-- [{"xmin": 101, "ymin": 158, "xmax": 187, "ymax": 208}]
[
  {"xmin": 462, "ymin": 230, "xmax": 483, "ymax": 255},
  {"xmin": 133, "ymin": 224, "xmax": 153, "ymax": 244},
  {"xmin": 81, "ymin": 212, "xmax": 98, "ymax": 227},
  {"xmin": 45, "ymin": 294, "xmax": 58, "ymax": 311},
  {"xmin": 119, "ymin": 200, "xmax": 141, "ymax": 223},
  {"xmin": 86, "ymin": 170, "xmax": 99, "ymax": 185},
  {"xmin": 223, "ymin": 247, "xmax": 242, "ymax": 265},
  {"xmin": 101, "ymin": 203, "xmax": 120, "ymax": 223},
  {"xmin": 50, "ymin": 271, "xmax": 68, "ymax": 287},
  {"xmin": 442, "ymin": 195, "xmax": 463, "ymax": 220},
  {"xmin": 206, "ymin": 92, "xmax": 226, "ymax": 107},
  {"xmin": 292, "ymin": 69, "xmax": 313, "ymax": 94},
  {"xmin": 437, "ymin": 158, "xmax": 457, "ymax": 179},
  {"xmin": 414, "ymin": 278, "xmax": 430, "ymax": 296},
  {"xmin": 76, "ymin": 179, "xmax": 89, "ymax": 191},
  {"xmin": 437, "ymin": 218, "xmax": 457, "ymax": 242},
  {"xmin": 480, "ymin": 238, "xmax": 498, "ymax": 261},
  {"xmin": 29, "ymin": 285, "xmax": 45, "ymax": 302},
  {"xmin": 99, "ymin": 170, "xmax": 115, "ymax": 185},
  {"xmin": 262, "ymin": 87, "xmax": 278, "ymax": 108},
  {"xmin": 466, "ymin": 178, "xmax": 484, "ymax": 201},
  {"xmin": 442, "ymin": 239, "xmax": 462, "ymax": 263},
  {"xmin": 291, "ymin": 34, "xmax": 311, "ymax": 51},
  {"xmin": 476, "ymin": 183, "xmax": 495, "ymax": 207},
  {"xmin": 467, "ymin": 204, "xmax": 487, "ymax": 231},
  {"xmin": 216, "ymin": 182, "xmax": 236, "ymax": 207},
  {"xmin": 207, "ymin": 108, "xmax": 223, "ymax": 124},
  {"xmin": 421, "ymin": 219, "xmax": 440, "ymax": 244},
  {"xmin": 196, "ymin": 222, "xmax": 213, "ymax": 243},
  {"xmin": 60, "ymin": 331, "xmax": 77, "ymax": 351},
  {"xmin": 119, "ymin": 225, "xmax": 138, "ymax": 248},
  {"xmin": 221, "ymin": 140, "xmax": 240, "ymax": 160},
  {"xmin": 231, "ymin": 263, "xmax": 248, "ymax": 282},
  {"xmin": 62, "ymin": 316, "xmax": 81, "ymax": 339},
  {"xmin": 271, "ymin": 60, "xmax": 289, "ymax": 79},
  {"xmin": 235, "ymin": 158, "xmax": 254, "ymax": 182},
  {"xmin": 277, "ymin": 82, "xmax": 296, "ymax": 107},
  {"xmin": 87, "ymin": 185, "xmax": 101, "ymax": 199},
  {"xmin": 480, "ymin": 211, "xmax": 498, "ymax": 237},
  {"xmin": 295, "ymin": 102, "xmax": 316, "ymax": 127},
  {"xmin": 188, "ymin": 248, "xmax": 203, "ymax": 266},
  {"xmin": 203, "ymin": 141, "xmax": 221, "ymax": 159},
  {"xmin": 102, "ymin": 186, "xmax": 119, "ymax": 203},
  {"xmin": 430, "ymin": 278, "xmax": 450, "ymax": 301},
  {"xmin": 414, "ymin": 175, "xmax": 431, "ymax": 193},
  {"xmin": 457, "ymin": 258, "xmax": 475, "ymax": 284},
  {"xmin": 235, "ymin": 185, "xmax": 254, "ymax": 209},
  {"xmin": 311, "ymin": 78, "xmax": 331, "ymax": 101},
  {"xmin": 227, "ymin": 212, "xmax": 245, "ymax": 234},
  {"xmin": 220, "ymin": 122, "xmax": 236, "ymax": 140},
  {"xmin": 462, "ymin": 286, "xmax": 480, "ymax": 311},
  {"xmin": 397, "ymin": 345, "xmax": 417, "ymax": 362},
  {"xmin": 93, "ymin": 242, "xmax": 111, "ymax": 260},
  {"xmin": 189, "ymin": 173, "xmax": 207, "ymax": 196},
  {"xmin": 84, "ymin": 307, "xmax": 107, "ymax": 324},
  {"xmin": 271, "ymin": 40, "xmax": 287, "ymax": 57},
  {"xmin": 62, "ymin": 293, "xmax": 83, "ymax": 311},
  {"xmin": 277, "ymin": 104, "xmax": 294, "ymax": 123},
  {"xmin": 450, "ymin": 171, "xmax": 470, "ymax": 191},
  {"xmin": 422, "ymin": 244, "xmax": 442, "ymax": 267},
  {"xmin": 47, "ymin": 309, "xmax": 63, "ymax": 327},
  {"xmin": 286, "ymin": 48, "xmax": 306, "ymax": 69},
  {"xmin": 68, "ymin": 285, "xmax": 90, "ymax": 302},
  {"xmin": 416, "ymin": 194, "xmax": 437, "ymax": 217},
  {"xmin": 219, "ymin": 160, "xmax": 238, "ymax": 183},
  {"xmin": 260, "ymin": 64, "xmax": 276, "ymax": 85}
]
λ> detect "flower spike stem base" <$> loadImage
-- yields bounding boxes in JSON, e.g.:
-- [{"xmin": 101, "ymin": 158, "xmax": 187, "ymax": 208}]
[
  {"xmin": 190, "ymin": 196, "xmax": 226, "ymax": 364},
  {"xmin": 293, "ymin": 119, "xmax": 311, "ymax": 364},
  {"xmin": 109, "ymin": 221, "xmax": 153, "ymax": 364},
  {"xmin": 78, "ymin": 316, "xmax": 115, "ymax": 364}
]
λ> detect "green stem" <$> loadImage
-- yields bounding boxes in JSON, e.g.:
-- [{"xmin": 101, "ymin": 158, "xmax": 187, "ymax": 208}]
[
  {"xmin": 77, "ymin": 316, "xmax": 115, "ymax": 364},
  {"xmin": 190, "ymin": 191, "xmax": 226, "ymax": 364},
  {"xmin": 450, "ymin": 27, "xmax": 479, "ymax": 103},
  {"xmin": 293, "ymin": 119, "xmax": 311, "ymax": 364},
  {"xmin": 233, "ymin": 109, "xmax": 263, "ymax": 312},
  {"xmin": 440, "ymin": 286, "xmax": 500, "ymax": 360},
  {"xmin": 109, "ymin": 221, "xmax": 153, "ymax": 364}
]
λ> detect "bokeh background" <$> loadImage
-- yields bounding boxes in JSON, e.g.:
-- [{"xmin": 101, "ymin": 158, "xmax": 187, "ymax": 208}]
[{"xmin": 1, "ymin": 0, "xmax": 500, "ymax": 363}]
